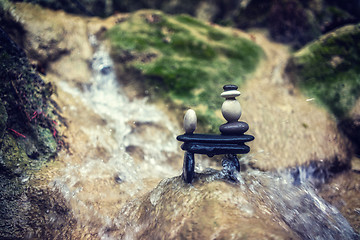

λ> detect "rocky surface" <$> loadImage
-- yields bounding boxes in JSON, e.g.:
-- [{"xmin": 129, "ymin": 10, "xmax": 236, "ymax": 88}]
[
  {"xmin": 105, "ymin": 170, "xmax": 357, "ymax": 239},
  {"xmin": 8, "ymin": 1, "xmax": 350, "ymax": 174},
  {"xmin": 107, "ymin": 173, "xmax": 298, "ymax": 239}
]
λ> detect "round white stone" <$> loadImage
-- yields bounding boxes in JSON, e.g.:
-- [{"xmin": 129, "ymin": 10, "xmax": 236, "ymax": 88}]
[
  {"xmin": 221, "ymin": 99, "xmax": 242, "ymax": 122},
  {"xmin": 221, "ymin": 90, "xmax": 241, "ymax": 98},
  {"xmin": 183, "ymin": 109, "xmax": 197, "ymax": 134}
]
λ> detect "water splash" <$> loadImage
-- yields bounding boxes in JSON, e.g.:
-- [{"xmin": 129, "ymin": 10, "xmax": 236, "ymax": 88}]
[{"xmin": 239, "ymin": 167, "xmax": 358, "ymax": 240}]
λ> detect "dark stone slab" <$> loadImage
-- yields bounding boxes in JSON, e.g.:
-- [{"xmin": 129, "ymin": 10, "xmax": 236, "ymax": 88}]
[
  {"xmin": 181, "ymin": 142, "xmax": 250, "ymax": 156},
  {"xmin": 219, "ymin": 121, "xmax": 249, "ymax": 135},
  {"xmin": 223, "ymin": 84, "xmax": 238, "ymax": 91},
  {"xmin": 177, "ymin": 134, "xmax": 254, "ymax": 143}
]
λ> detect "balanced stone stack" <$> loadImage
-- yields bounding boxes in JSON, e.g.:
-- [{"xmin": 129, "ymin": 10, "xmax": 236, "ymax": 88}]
[
  {"xmin": 219, "ymin": 85, "xmax": 249, "ymax": 135},
  {"xmin": 177, "ymin": 84, "xmax": 254, "ymax": 183}
]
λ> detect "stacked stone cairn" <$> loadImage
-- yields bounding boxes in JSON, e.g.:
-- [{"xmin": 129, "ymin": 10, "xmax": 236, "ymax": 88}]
[
  {"xmin": 219, "ymin": 85, "xmax": 249, "ymax": 135},
  {"xmin": 177, "ymin": 84, "xmax": 254, "ymax": 183}
]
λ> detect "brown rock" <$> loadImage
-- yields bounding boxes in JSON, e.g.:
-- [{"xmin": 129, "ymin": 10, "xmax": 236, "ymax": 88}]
[
  {"xmin": 106, "ymin": 173, "xmax": 301, "ymax": 239},
  {"xmin": 106, "ymin": 170, "xmax": 357, "ymax": 239}
]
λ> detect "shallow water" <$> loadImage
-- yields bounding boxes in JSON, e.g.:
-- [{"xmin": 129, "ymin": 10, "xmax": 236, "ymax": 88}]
[{"xmin": 51, "ymin": 37, "xmax": 358, "ymax": 239}]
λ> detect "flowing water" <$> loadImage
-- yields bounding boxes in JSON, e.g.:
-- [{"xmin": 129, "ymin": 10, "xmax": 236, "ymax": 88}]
[
  {"xmin": 51, "ymin": 36, "xmax": 183, "ymax": 233},
  {"xmin": 240, "ymin": 167, "xmax": 357, "ymax": 240},
  {"xmin": 50, "ymin": 37, "xmax": 358, "ymax": 239}
]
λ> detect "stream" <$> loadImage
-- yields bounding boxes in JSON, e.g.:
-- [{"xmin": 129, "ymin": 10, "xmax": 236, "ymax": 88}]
[{"xmin": 49, "ymin": 37, "xmax": 357, "ymax": 239}]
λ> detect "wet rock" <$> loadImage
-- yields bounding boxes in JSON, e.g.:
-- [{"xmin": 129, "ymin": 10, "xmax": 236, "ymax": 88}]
[
  {"xmin": 13, "ymin": 0, "xmax": 113, "ymax": 17},
  {"xmin": 107, "ymin": 173, "xmax": 299, "ymax": 239},
  {"xmin": 106, "ymin": 170, "xmax": 357, "ymax": 239}
]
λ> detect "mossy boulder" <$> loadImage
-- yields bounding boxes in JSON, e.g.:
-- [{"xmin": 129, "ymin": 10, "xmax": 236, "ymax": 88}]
[
  {"xmin": 286, "ymin": 24, "xmax": 360, "ymax": 159},
  {"xmin": 0, "ymin": 27, "xmax": 60, "ymax": 174},
  {"xmin": 286, "ymin": 24, "xmax": 360, "ymax": 119},
  {"xmin": 107, "ymin": 10, "xmax": 264, "ymax": 132},
  {"xmin": 0, "ymin": 19, "xmax": 62, "ymax": 238}
]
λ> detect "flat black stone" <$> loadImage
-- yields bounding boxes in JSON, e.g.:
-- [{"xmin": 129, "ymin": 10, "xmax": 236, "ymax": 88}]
[
  {"xmin": 177, "ymin": 134, "xmax": 254, "ymax": 143},
  {"xmin": 219, "ymin": 121, "xmax": 249, "ymax": 135},
  {"xmin": 223, "ymin": 84, "xmax": 238, "ymax": 91},
  {"xmin": 181, "ymin": 142, "xmax": 250, "ymax": 156}
]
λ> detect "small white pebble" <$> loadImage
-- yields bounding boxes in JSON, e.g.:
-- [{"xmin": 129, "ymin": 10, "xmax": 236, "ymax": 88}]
[{"xmin": 184, "ymin": 109, "xmax": 197, "ymax": 134}]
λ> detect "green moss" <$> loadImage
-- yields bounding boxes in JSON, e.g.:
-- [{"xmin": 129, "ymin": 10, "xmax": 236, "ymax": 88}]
[
  {"xmin": 0, "ymin": 133, "xmax": 29, "ymax": 176},
  {"xmin": 290, "ymin": 24, "xmax": 360, "ymax": 118},
  {"xmin": 0, "ymin": 21, "xmax": 60, "ymax": 177},
  {"xmin": 37, "ymin": 126, "xmax": 57, "ymax": 155},
  {"xmin": 107, "ymin": 10, "xmax": 264, "ymax": 132}
]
